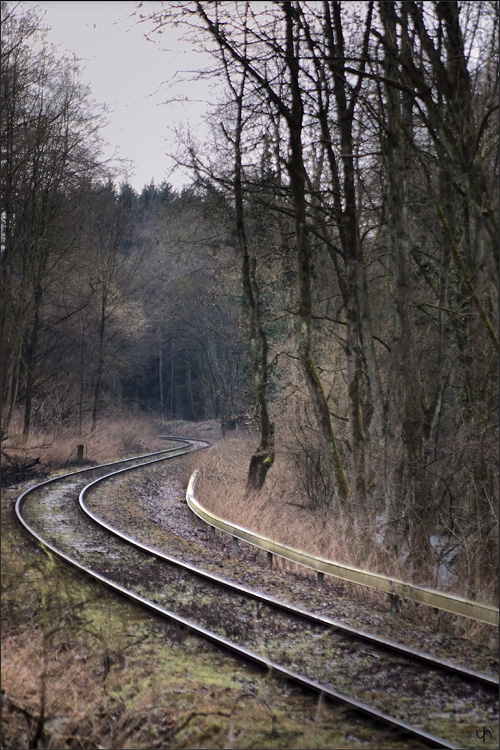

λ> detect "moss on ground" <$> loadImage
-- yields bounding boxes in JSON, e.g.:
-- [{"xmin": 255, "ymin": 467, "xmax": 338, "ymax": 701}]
[{"xmin": 2, "ymin": 484, "xmax": 428, "ymax": 749}]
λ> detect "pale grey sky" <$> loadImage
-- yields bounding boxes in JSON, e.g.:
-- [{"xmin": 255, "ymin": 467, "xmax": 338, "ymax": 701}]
[{"xmin": 23, "ymin": 1, "xmax": 215, "ymax": 191}]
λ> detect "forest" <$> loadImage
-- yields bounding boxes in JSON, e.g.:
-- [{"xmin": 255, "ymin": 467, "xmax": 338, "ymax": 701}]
[{"xmin": 1, "ymin": 1, "xmax": 498, "ymax": 600}]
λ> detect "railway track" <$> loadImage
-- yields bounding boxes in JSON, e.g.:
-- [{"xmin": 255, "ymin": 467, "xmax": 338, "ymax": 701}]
[{"xmin": 15, "ymin": 438, "xmax": 498, "ymax": 750}]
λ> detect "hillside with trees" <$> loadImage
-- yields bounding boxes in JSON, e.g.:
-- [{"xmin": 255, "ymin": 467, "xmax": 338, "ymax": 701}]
[{"xmin": 1, "ymin": 0, "xmax": 498, "ymax": 601}]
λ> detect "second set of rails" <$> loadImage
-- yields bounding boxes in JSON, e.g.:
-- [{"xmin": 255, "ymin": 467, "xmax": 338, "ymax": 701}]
[{"xmin": 15, "ymin": 438, "xmax": 499, "ymax": 750}]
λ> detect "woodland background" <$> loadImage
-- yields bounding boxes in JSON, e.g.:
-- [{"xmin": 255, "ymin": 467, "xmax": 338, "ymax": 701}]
[{"xmin": 1, "ymin": 0, "xmax": 498, "ymax": 600}]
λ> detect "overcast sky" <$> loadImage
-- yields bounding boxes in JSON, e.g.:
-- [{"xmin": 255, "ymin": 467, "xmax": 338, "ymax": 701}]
[{"xmin": 23, "ymin": 1, "xmax": 215, "ymax": 192}]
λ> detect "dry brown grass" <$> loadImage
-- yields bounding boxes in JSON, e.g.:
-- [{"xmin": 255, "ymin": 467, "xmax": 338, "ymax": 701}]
[
  {"xmin": 189, "ymin": 433, "xmax": 498, "ymax": 608},
  {"xmin": 191, "ymin": 435, "xmax": 395, "ymax": 576},
  {"xmin": 2, "ymin": 528, "xmax": 416, "ymax": 750},
  {"xmin": 1, "ymin": 411, "xmax": 167, "ymax": 473},
  {"xmin": 2, "ymin": 418, "xmax": 496, "ymax": 748}
]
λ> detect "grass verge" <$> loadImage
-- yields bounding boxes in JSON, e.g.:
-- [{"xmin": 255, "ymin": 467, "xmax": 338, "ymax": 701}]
[{"xmin": 190, "ymin": 435, "xmax": 499, "ymax": 623}]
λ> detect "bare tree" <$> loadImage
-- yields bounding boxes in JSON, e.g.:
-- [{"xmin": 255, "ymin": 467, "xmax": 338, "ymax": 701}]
[
  {"xmin": 1, "ymin": 2, "xmax": 105, "ymax": 438},
  {"xmin": 223, "ymin": 59, "xmax": 276, "ymax": 492}
]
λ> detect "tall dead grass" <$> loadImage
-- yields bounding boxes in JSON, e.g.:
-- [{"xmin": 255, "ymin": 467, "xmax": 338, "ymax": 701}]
[
  {"xmin": 2, "ymin": 411, "xmax": 168, "ymax": 472},
  {"xmin": 190, "ymin": 434, "xmax": 498, "ymax": 608},
  {"xmin": 192, "ymin": 435, "xmax": 397, "ymax": 578}
]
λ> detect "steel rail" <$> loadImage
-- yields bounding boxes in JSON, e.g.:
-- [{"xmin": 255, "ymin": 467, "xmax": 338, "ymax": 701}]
[
  {"xmin": 15, "ymin": 452, "xmax": 460, "ymax": 750},
  {"xmin": 79, "ymin": 465, "xmax": 497, "ymax": 690},
  {"xmin": 13, "ymin": 540, "xmax": 460, "ymax": 750},
  {"xmin": 186, "ymin": 472, "xmax": 499, "ymax": 627},
  {"xmin": 15, "ymin": 438, "xmax": 192, "ymax": 510},
  {"xmin": 14, "ymin": 438, "xmax": 207, "ymax": 544}
]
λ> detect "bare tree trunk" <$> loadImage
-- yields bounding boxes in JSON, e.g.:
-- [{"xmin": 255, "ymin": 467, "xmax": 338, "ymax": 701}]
[
  {"xmin": 285, "ymin": 3, "xmax": 349, "ymax": 504},
  {"xmin": 169, "ymin": 339, "xmax": 174, "ymax": 419},
  {"xmin": 158, "ymin": 327, "xmax": 164, "ymax": 417},
  {"xmin": 78, "ymin": 313, "xmax": 85, "ymax": 434},
  {"xmin": 380, "ymin": 0, "xmax": 433, "ymax": 576},
  {"xmin": 22, "ymin": 280, "xmax": 43, "ymax": 440},
  {"xmin": 324, "ymin": 0, "xmax": 373, "ymax": 509},
  {"xmin": 186, "ymin": 360, "xmax": 195, "ymax": 420},
  {"xmin": 230, "ymin": 67, "xmax": 275, "ymax": 493},
  {"xmin": 91, "ymin": 287, "xmax": 107, "ymax": 434}
]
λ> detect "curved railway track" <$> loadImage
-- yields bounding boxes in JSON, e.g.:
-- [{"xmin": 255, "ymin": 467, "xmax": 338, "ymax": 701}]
[{"xmin": 15, "ymin": 438, "xmax": 498, "ymax": 750}]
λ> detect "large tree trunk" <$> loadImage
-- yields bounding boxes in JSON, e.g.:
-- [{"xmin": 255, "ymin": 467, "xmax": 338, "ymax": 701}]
[
  {"xmin": 158, "ymin": 327, "xmax": 164, "ymax": 417},
  {"xmin": 285, "ymin": 3, "xmax": 349, "ymax": 504},
  {"xmin": 380, "ymin": 1, "xmax": 433, "ymax": 576},
  {"xmin": 325, "ymin": 1, "xmax": 373, "ymax": 509},
  {"xmin": 231, "ymin": 68, "xmax": 275, "ymax": 493},
  {"xmin": 22, "ymin": 275, "xmax": 43, "ymax": 440},
  {"xmin": 91, "ymin": 292, "xmax": 106, "ymax": 434}
]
